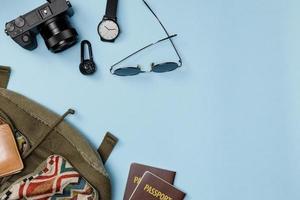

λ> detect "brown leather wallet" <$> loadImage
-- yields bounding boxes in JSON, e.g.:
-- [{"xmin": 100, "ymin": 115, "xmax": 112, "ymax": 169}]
[{"xmin": 0, "ymin": 123, "xmax": 24, "ymax": 178}]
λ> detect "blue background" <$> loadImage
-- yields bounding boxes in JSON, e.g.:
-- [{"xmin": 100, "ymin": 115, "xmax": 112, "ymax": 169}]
[{"xmin": 1, "ymin": 0, "xmax": 300, "ymax": 199}]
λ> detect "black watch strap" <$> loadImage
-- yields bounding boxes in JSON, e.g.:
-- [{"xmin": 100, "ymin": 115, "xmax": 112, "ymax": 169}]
[{"xmin": 105, "ymin": 0, "xmax": 118, "ymax": 19}]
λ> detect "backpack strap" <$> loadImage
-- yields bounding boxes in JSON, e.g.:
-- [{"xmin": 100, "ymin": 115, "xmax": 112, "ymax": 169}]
[
  {"xmin": 0, "ymin": 66, "xmax": 11, "ymax": 89},
  {"xmin": 98, "ymin": 132, "xmax": 118, "ymax": 164}
]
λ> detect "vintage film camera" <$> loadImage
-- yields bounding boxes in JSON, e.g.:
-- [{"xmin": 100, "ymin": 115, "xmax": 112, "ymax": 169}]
[{"xmin": 5, "ymin": 0, "xmax": 78, "ymax": 53}]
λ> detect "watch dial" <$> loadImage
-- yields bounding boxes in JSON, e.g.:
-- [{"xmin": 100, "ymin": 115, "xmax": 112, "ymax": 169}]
[{"xmin": 98, "ymin": 20, "xmax": 119, "ymax": 41}]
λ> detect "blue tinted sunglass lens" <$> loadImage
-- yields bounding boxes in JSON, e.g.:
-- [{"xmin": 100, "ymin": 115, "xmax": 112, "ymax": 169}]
[
  {"xmin": 152, "ymin": 62, "xmax": 179, "ymax": 73},
  {"xmin": 113, "ymin": 67, "xmax": 142, "ymax": 76}
]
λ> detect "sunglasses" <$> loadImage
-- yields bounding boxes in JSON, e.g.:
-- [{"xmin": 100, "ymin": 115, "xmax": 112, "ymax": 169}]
[{"xmin": 110, "ymin": 0, "xmax": 182, "ymax": 76}]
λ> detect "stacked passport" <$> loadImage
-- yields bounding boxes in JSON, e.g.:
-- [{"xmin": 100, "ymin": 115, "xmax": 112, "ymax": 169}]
[{"xmin": 124, "ymin": 163, "xmax": 186, "ymax": 200}]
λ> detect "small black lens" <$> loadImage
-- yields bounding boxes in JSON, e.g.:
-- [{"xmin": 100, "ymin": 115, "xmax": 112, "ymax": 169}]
[
  {"xmin": 113, "ymin": 67, "xmax": 142, "ymax": 76},
  {"xmin": 40, "ymin": 15, "xmax": 78, "ymax": 53},
  {"xmin": 152, "ymin": 62, "xmax": 179, "ymax": 73}
]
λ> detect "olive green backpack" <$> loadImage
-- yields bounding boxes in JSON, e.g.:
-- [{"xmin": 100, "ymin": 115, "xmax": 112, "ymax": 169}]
[{"xmin": 0, "ymin": 66, "xmax": 118, "ymax": 200}]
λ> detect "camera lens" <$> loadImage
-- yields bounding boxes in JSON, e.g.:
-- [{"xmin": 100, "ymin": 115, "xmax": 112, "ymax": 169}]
[{"xmin": 40, "ymin": 15, "xmax": 78, "ymax": 53}]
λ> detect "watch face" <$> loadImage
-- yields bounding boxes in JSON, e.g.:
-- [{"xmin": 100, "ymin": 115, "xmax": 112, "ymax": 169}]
[{"xmin": 98, "ymin": 19, "xmax": 120, "ymax": 41}]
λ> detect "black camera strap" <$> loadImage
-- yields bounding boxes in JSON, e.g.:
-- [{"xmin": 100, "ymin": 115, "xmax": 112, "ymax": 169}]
[
  {"xmin": 0, "ymin": 66, "xmax": 11, "ymax": 89},
  {"xmin": 105, "ymin": 0, "xmax": 118, "ymax": 19}
]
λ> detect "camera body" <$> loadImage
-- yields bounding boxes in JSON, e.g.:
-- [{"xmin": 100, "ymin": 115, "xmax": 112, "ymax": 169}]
[{"xmin": 5, "ymin": 0, "xmax": 78, "ymax": 53}]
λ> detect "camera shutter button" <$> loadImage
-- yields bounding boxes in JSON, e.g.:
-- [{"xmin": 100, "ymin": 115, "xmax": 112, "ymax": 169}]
[{"xmin": 15, "ymin": 17, "xmax": 25, "ymax": 28}]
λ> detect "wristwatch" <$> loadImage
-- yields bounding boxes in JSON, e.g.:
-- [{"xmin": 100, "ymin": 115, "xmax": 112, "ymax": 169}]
[{"xmin": 98, "ymin": 0, "xmax": 120, "ymax": 42}]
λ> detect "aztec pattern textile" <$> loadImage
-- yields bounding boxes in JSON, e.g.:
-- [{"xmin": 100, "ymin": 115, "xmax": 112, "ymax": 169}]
[{"xmin": 0, "ymin": 155, "xmax": 98, "ymax": 200}]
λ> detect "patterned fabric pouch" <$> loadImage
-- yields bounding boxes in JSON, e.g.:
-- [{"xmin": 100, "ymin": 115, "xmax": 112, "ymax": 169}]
[{"xmin": 0, "ymin": 155, "xmax": 98, "ymax": 200}]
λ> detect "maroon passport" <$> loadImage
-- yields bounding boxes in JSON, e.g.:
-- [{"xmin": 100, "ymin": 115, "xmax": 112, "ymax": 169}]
[
  {"xmin": 129, "ymin": 171, "xmax": 186, "ymax": 200},
  {"xmin": 123, "ymin": 163, "xmax": 176, "ymax": 200}
]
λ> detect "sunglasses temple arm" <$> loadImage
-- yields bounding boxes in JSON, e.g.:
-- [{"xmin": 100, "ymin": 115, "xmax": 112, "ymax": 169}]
[
  {"xmin": 110, "ymin": 44, "xmax": 154, "ymax": 72},
  {"xmin": 143, "ymin": 0, "xmax": 183, "ymax": 66},
  {"xmin": 110, "ymin": 35, "xmax": 177, "ymax": 72},
  {"xmin": 156, "ymin": 34, "xmax": 177, "ymax": 43}
]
